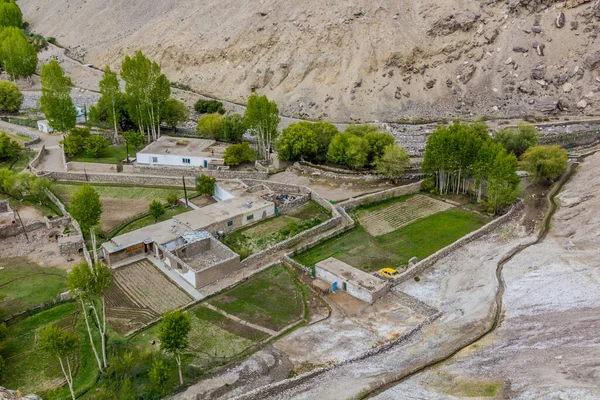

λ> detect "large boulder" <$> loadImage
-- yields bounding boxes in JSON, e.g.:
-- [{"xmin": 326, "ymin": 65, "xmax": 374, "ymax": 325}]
[{"xmin": 584, "ymin": 51, "xmax": 600, "ymax": 70}]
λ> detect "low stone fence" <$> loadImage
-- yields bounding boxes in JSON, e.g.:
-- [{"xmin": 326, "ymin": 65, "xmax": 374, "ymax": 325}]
[
  {"xmin": 46, "ymin": 216, "xmax": 71, "ymax": 229},
  {"xmin": 393, "ymin": 200, "xmax": 524, "ymax": 284},
  {"xmin": 123, "ymin": 163, "xmax": 269, "ymax": 180},
  {"xmin": 46, "ymin": 189, "xmax": 93, "ymax": 266},
  {"xmin": 232, "ymin": 311, "xmax": 441, "ymax": 400},
  {"xmin": 66, "ymin": 161, "xmax": 119, "ymax": 173},
  {"xmin": 47, "ymin": 170, "xmax": 199, "ymax": 187},
  {"xmin": 28, "ymin": 144, "xmax": 45, "ymax": 174},
  {"xmin": 278, "ymin": 194, "xmax": 311, "ymax": 214},
  {"xmin": 338, "ymin": 181, "xmax": 422, "ymax": 209},
  {"xmin": 3, "ymin": 292, "xmax": 71, "ymax": 324},
  {"xmin": 18, "ymin": 131, "xmax": 41, "ymax": 148},
  {"xmin": 0, "ymin": 220, "xmax": 45, "ymax": 238}
]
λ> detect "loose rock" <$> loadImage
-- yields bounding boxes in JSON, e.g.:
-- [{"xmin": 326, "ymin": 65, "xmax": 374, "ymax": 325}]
[{"xmin": 556, "ymin": 12, "xmax": 566, "ymax": 28}]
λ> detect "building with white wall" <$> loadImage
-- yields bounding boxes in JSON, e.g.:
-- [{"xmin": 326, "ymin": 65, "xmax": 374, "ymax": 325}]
[{"xmin": 136, "ymin": 137, "xmax": 224, "ymax": 168}]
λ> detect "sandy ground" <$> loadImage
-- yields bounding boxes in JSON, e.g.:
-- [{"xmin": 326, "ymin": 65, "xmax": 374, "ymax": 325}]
[
  {"xmin": 0, "ymin": 227, "xmax": 82, "ymax": 269},
  {"xmin": 374, "ymin": 153, "xmax": 600, "ymax": 399},
  {"xmin": 98, "ymin": 198, "xmax": 149, "ymax": 233}
]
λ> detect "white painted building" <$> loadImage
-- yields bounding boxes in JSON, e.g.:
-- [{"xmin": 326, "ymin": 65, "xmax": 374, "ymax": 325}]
[{"xmin": 136, "ymin": 136, "xmax": 224, "ymax": 168}]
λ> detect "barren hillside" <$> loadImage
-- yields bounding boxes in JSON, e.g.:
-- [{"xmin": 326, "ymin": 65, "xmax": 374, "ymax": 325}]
[{"xmin": 20, "ymin": 0, "xmax": 600, "ymax": 121}]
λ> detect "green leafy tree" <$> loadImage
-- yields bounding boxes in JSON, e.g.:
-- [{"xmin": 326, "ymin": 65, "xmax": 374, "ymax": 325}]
[
  {"xmin": 0, "ymin": 27, "xmax": 38, "ymax": 80},
  {"xmin": 223, "ymin": 142, "xmax": 256, "ymax": 166},
  {"xmin": 121, "ymin": 51, "xmax": 171, "ymax": 142},
  {"xmin": 0, "ymin": 132, "xmax": 21, "ymax": 160},
  {"xmin": 166, "ymin": 193, "xmax": 179, "ymax": 208},
  {"xmin": 221, "ymin": 114, "xmax": 247, "ymax": 143},
  {"xmin": 68, "ymin": 261, "xmax": 113, "ymax": 372},
  {"xmin": 327, "ymin": 132, "xmax": 350, "ymax": 165},
  {"xmin": 69, "ymin": 184, "xmax": 103, "ymax": 254},
  {"xmin": 38, "ymin": 324, "xmax": 79, "ymax": 400},
  {"xmin": 493, "ymin": 123, "xmax": 539, "ymax": 157},
  {"xmin": 276, "ymin": 122, "xmax": 318, "ymax": 161},
  {"xmin": 311, "ymin": 122, "xmax": 339, "ymax": 162},
  {"xmin": 85, "ymin": 135, "xmax": 109, "ymax": 158},
  {"xmin": 344, "ymin": 124, "xmax": 380, "ymax": 137},
  {"xmin": 194, "ymin": 99, "xmax": 224, "ymax": 114},
  {"xmin": 364, "ymin": 131, "xmax": 395, "ymax": 164},
  {"xmin": 196, "ymin": 113, "xmax": 223, "ymax": 139},
  {"xmin": 98, "ymin": 66, "xmax": 122, "ymax": 140},
  {"xmin": 61, "ymin": 127, "xmax": 91, "ymax": 156},
  {"xmin": 148, "ymin": 199, "xmax": 165, "ymax": 222},
  {"xmin": 88, "ymin": 94, "xmax": 134, "ymax": 132},
  {"xmin": 162, "ymin": 98, "xmax": 190, "ymax": 131},
  {"xmin": 122, "ymin": 130, "xmax": 145, "ymax": 150},
  {"xmin": 196, "ymin": 174, "xmax": 216, "ymax": 196},
  {"xmin": 345, "ymin": 135, "xmax": 369, "ymax": 168},
  {"xmin": 149, "ymin": 358, "xmax": 172, "ymax": 393},
  {"xmin": 0, "ymin": 0, "xmax": 22, "ymax": 28},
  {"xmin": 158, "ymin": 310, "xmax": 191, "ymax": 385},
  {"xmin": 40, "ymin": 60, "xmax": 77, "ymax": 132},
  {"xmin": 0, "ymin": 80, "xmax": 22, "ymax": 112},
  {"xmin": 30, "ymin": 177, "xmax": 51, "ymax": 204},
  {"xmin": 486, "ymin": 150, "xmax": 521, "ymax": 214},
  {"xmin": 522, "ymin": 145, "xmax": 568, "ymax": 183},
  {"xmin": 244, "ymin": 94, "xmax": 280, "ymax": 162},
  {"xmin": 0, "ymin": 167, "xmax": 14, "ymax": 194},
  {"xmin": 375, "ymin": 144, "xmax": 410, "ymax": 180}
]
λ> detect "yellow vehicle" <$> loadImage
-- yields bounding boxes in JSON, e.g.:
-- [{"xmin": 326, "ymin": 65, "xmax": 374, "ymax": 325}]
[{"xmin": 378, "ymin": 268, "xmax": 400, "ymax": 279}]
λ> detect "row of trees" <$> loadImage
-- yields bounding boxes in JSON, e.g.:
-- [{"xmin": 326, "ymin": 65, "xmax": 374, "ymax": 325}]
[{"xmin": 275, "ymin": 121, "xmax": 410, "ymax": 176}]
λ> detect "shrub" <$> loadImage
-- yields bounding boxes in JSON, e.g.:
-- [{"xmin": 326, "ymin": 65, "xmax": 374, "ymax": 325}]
[
  {"xmin": 493, "ymin": 123, "xmax": 539, "ymax": 158},
  {"xmin": 221, "ymin": 114, "xmax": 247, "ymax": 143},
  {"xmin": 0, "ymin": 80, "xmax": 23, "ymax": 112},
  {"xmin": 196, "ymin": 174, "xmax": 216, "ymax": 195},
  {"xmin": 521, "ymin": 145, "xmax": 568, "ymax": 183},
  {"xmin": 166, "ymin": 193, "xmax": 179, "ymax": 207},
  {"xmin": 60, "ymin": 127, "xmax": 91, "ymax": 156},
  {"xmin": 276, "ymin": 123, "xmax": 318, "ymax": 161},
  {"xmin": 420, "ymin": 177, "xmax": 436, "ymax": 193},
  {"xmin": 162, "ymin": 98, "xmax": 190, "ymax": 130},
  {"xmin": 84, "ymin": 135, "xmax": 109, "ymax": 158},
  {"xmin": 194, "ymin": 99, "xmax": 224, "ymax": 114},
  {"xmin": 196, "ymin": 113, "xmax": 223, "ymax": 139},
  {"xmin": 148, "ymin": 200, "xmax": 165, "ymax": 222},
  {"xmin": 0, "ymin": 132, "xmax": 21, "ymax": 161},
  {"xmin": 223, "ymin": 142, "xmax": 256, "ymax": 167},
  {"xmin": 414, "ymin": 276, "xmax": 420, "ymax": 282},
  {"xmin": 47, "ymin": 36, "xmax": 57, "ymax": 45}
]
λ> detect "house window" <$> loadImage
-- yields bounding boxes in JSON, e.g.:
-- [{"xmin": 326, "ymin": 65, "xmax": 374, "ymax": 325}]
[
  {"xmin": 152, "ymin": 157, "xmax": 158, "ymax": 163},
  {"xmin": 182, "ymin": 158, "xmax": 191, "ymax": 164},
  {"xmin": 227, "ymin": 220, "xmax": 233, "ymax": 227},
  {"xmin": 246, "ymin": 215, "xmax": 254, "ymax": 221}
]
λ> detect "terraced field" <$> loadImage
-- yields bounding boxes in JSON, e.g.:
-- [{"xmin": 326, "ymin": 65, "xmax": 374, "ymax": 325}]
[
  {"xmin": 358, "ymin": 195, "xmax": 453, "ymax": 236},
  {"xmin": 105, "ymin": 259, "xmax": 192, "ymax": 335}
]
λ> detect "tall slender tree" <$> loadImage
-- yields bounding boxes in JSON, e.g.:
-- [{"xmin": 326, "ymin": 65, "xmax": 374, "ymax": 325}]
[
  {"xmin": 244, "ymin": 93, "xmax": 280, "ymax": 163},
  {"xmin": 40, "ymin": 60, "xmax": 77, "ymax": 132},
  {"xmin": 0, "ymin": 0, "xmax": 23, "ymax": 28},
  {"xmin": 159, "ymin": 310, "xmax": 191, "ymax": 385},
  {"xmin": 98, "ymin": 66, "xmax": 122, "ymax": 141},
  {"xmin": 38, "ymin": 324, "xmax": 79, "ymax": 400},
  {"xmin": 0, "ymin": 27, "xmax": 37, "ymax": 81}
]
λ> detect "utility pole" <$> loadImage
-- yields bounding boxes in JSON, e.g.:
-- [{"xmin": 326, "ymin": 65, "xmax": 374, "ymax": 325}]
[{"xmin": 182, "ymin": 176, "xmax": 189, "ymax": 207}]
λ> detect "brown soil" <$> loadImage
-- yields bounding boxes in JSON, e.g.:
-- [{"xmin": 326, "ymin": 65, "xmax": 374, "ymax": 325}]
[{"xmin": 190, "ymin": 196, "xmax": 218, "ymax": 208}]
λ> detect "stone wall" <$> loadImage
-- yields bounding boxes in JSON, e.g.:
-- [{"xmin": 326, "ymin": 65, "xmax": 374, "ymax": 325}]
[
  {"xmin": 28, "ymin": 145, "xmax": 45, "ymax": 173},
  {"xmin": 48, "ymin": 170, "xmax": 199, "ymax": 187},
  {"xmin": 127, "ymin": 163, "xmax": 268, "ymax": 180},
  {"xmin": 0, "ymin": 220, "xmax": 44, "ymax": 238},
  {"xmin": 45, "ymin": 216, "xmax": 71, "ymax": 229},
  {"xmin": 277, "ymin": 194, "xmax": 311, "ymax": 214},
  {"xmin": 66, "ymin": 161, "xmax": 119, "ymax": 173},
  {"xmin": 393, "ymin": 200, "xmax": 524, "ymax": 284},
  {"xmin": 338, "ymin": 181, "xmax": 422, "ymax": 209}
]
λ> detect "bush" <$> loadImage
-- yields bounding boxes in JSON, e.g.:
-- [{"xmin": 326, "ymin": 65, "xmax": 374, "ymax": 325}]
[
  {"xmin": 0, "ymin": 132, "xmax": 21, "ymax": 161},
  {"xmin": 521, "ymin": 145, "xmax": 568, "ymax": 183},
  {"xmin": 194, "ymin": 99, "xmax": 224, "ymax": 114},
  {"xmin": 162, "ymin": 98, "xmax": 190, "ymax": 130},
  {"xmin": 276, "ymin": 123, "xmax": 318, "ymax": 161},
  {"xmin": 166, "ymin": 193, "xmax": 179, "ymax": 207},
  {"xmin": 84, "ymin": 135, "xmax": 109, "ymax": 157},
  {"xmin": 196, "ymin": 174, "xmax": 216, "ymax": 195},
  {"xmin": 223, "ymin": 142, "xmax": 256, "ymax": 167},
  {"xmin": 0, "ymin": 80, "xmax": 23, "ymax": 112},
  {"xmin": 420, "ymin": 177, "xmax": 436, "ymax": 193},
  {"xmin": 148, "ymin": 200, "xmax": 165, "ymax": 222},
  {"xmin": 47, "ymin": 36, "xmax": 57, "ymax": 45},
  {"xmin": 493, "ymin": 123, "xmax": 539, "ymax": 157},
  {"xmin": 221, "ymin": 114, "xmax": 247, "ymax": 143},
  {"xmin": 196, "ymin": 113, "xmax": 223, "ymax": 139},
  {"xmin": 60, "ymin": 128, "xmax": 91, "ymax": 156}
]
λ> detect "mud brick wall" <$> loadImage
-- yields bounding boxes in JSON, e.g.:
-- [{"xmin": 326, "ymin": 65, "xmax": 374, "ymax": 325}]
[{"xmin": 338, "ymin": 181, "xmax": 422, "ymax": 209}]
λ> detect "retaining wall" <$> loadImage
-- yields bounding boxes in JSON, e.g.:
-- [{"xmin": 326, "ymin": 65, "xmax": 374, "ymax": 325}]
[
  {"xmin": 278, "ymin": 195, "xmax": 311, "ymax": 214},
  {"xmin": 28, "ymin": 144, "xmax": 45, "ymax": 173},
  {"xmin": 393, "ymin": 200, "xmax": 524, "ymax": 284},
  {"xmin": 0, "ymin": 220, "xmax": 45, "ymax": 238},
  {"xmin": 47, "ymin": 171, "xmax": 199, "ymax": 187},
  {"xmin": 338, "ymin": 181, "xmax": 422, "ymax": 209},
  {"xmin": 66, "ymin": 161, "xmax": 119, "ymax": 173}
]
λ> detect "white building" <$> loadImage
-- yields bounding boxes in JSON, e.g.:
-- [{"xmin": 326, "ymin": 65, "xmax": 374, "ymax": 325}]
[
  {"xmin": 37, "ymin": 120, "xmax": 54, "ymax": 133},
  {"xmin": 136, "ymin": 137, "xmax": 224, "ymax": 168}
]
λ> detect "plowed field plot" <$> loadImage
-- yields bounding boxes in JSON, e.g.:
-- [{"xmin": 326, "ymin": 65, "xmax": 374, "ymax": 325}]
[
  {"xmin": 358, "ymin": 195, "xmax": 453, "ymax": 236},
  {"xmin": 105, "ymin": 259, "xmax": 192, "ymax": 335}
]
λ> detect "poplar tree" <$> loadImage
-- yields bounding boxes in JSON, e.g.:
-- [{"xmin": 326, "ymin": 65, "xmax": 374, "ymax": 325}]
[
  {"xmin": 98, "ymin": 66, "xmax": 122, "ymax": 141},
  {"xmin": 0, "ymin": 0, "xmax": 22, "ymax": 28},
  {"xmin": 38, "ymin": 325, "xmax": 79, "ymax": 400},
  {"xmin": 40, "ymin": 60, "xmax": 77, "ymax": 131},
  {"xmin": 244, "ymin": 93, "xmax": 280, "ymax": 163},
  {"xmin": 0, "ymin": 27, "xmax": 37, "ymax": 81}
]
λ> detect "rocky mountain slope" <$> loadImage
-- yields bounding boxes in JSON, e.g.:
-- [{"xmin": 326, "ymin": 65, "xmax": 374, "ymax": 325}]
[{"xmin": 20, "ymin": 0, "xmax": 600, "ymax": 121}]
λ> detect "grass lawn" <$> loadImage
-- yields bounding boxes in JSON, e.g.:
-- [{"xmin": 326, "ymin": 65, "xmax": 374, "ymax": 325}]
[
  {"xmin": 0, "ymin": 258, "xmax": 67, "ymax": 317},
  {"xmin": 108, "ymin": 205, "xmax": 189, "ymax": 237},
  {"xmin": 69, "ymin": 144, "xmax": 129, "ymax": 164},
  {"xmin": 209, "ymin": 264, "xmax": 305, "ymax": 331},
  {"xmin": 2, "ymin": 302, "xmax": 102, "ymax": 398},
  {"xmin": 222, "ymin": 201, "xmax": 330, "ymax": 258},
  {"xmin": 53, "ymin": 182, "xmax": 189, "ymax": 202},
  {"xmin": 0, "ymin": 193, "xmax": 61, "ymax": 217},
  {"xmin": 295, "ymin": 207, "xmax": 490, "ymax": 272}
]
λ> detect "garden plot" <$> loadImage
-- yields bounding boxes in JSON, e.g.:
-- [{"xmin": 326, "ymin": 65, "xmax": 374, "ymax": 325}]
[
  {"xmin": 358, "ymin": 194, "xmax": 453, "ymax": 236},
  {"xmin": 105, "ymin": 259, "xmax": 192, "ymax": 335}
]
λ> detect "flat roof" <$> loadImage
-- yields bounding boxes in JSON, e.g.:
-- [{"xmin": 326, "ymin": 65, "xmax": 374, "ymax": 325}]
[
  {"xmin": 137, "ymin": 137, "xmax": 216, "ymax": 157},
  {"xmin": 104, "ymin": 219, "xmax": 188, "ymax": 252},
  {"xmin": 316, "ymin": 257, "xmax": 387, "ymax": 292},
  {"xmin": 174, "ymin": 196, "xmax": 273, "ymax": 230}
]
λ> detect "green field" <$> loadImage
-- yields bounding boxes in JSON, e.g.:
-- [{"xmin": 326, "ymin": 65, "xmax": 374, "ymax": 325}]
[
  {"xmin": 222, "ymin": 201, "xmax": 331, "ymax": 258},
  {"xmin": 295, "ymin": 203, "xmax": 490, "ymax": 272},
  {"xmin": 0, "ymin": 258, "xmax": 67, "ymax": 317},
  {"xmin": 53, "ymin": 182, "xmax": 188, "ymax": 202},
  {"xmin": 108, "ymin": 205, "xmax": 190, "ymax": 237},
  {"xmin": 209, "ymin": 264, "xmax": 305, "ymax": 331},
  {"xmin": 69, "ymin": 144, "xmax": 129, "ymax": 164}
]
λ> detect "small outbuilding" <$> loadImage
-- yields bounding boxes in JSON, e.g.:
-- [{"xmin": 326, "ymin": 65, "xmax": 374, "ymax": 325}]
[
  {"xmin": 315, "ymin": 257, "xmax": 389, "ymax": 304},
  {"xmin": 37, "ymin": 120, "xmax": 54, "ymax": 133}
]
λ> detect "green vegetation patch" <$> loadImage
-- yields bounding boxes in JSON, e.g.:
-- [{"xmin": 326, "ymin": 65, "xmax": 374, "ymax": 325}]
[
  {"xmin": 69, "ymin": 144, "xmax": 129, "ymax": 164},
  {"xmin": 110, "ymin": 205, "xmax": 189, "ymax": 237},
  {"xmin": 444, "ymin": 379, "xmax": 504, "ymax": 397},
  {"xmin": 222, "ymin": 201, "xmax": 330, "ymax": 258},
  {"xmin": 0, "ymin": 258, "xmax": 67, "ymax": 316},
  {"xmin": 193, "ymin": 306, "xmax": 268, "ymax": 342},
  {"xmin": 208, "ymin": 265, "xmax": 304, "ymax": 331},
  {"xmin": 53, "ymin": 183, "xmax": 187, "ymax": 202},
  {"xmin": 0, "ymin": 150, "xmax": 36, "ymax": 171},
  {"xmin": 295, "ymin": 206, "xmax": 489, "ymax": 272}
]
